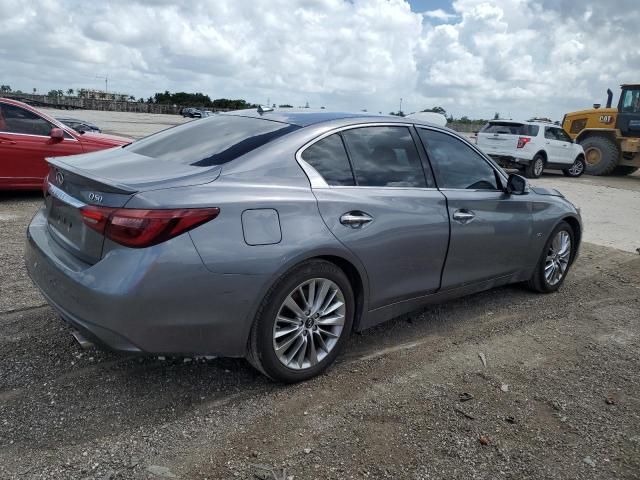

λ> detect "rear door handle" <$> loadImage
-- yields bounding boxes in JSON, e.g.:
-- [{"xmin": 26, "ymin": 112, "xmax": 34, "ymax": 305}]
[
  {"xmin": 453, "ymin": 209, "xmax": 475, "ymax": 224},
  {"xmin": 340, "ymin": 211, "xmax": 373, "ymax": 228},
  {"xmin": 0, "ymin": 137, "xmax": 16, "ymax": 145}
]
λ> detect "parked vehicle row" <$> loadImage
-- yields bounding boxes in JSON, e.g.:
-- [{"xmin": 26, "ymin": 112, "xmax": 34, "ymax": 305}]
[
  {"xmin": 56, "ymin": 116, "xmax": 102, "ymax": 134},
  {"xmin": 476, "ymin": 119, "xmax": 586, "ymax": 178},
  {"xmin": 0, "ymin": 98, "xmax": 130, "ymax": 190},
  {"xmin": 181, "ymin": 107, "xmax": 214, "ymax": 118},
  {"xmin": 25, "ymin": 109, "xmax": 582, "ymax": 382}
]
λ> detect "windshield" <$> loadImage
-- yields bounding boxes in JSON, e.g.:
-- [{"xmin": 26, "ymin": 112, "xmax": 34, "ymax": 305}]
[
  {"xmin": 481, "ymin": 122, "xmax": 539, "ymax": 136},
  {"xmin": 126, "ymin": 115, "xmax": 299, "ymax": 166}
]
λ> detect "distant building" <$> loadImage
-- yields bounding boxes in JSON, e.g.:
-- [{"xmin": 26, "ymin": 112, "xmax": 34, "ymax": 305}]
[{"xmin": 78, "ymin": 89, "xmax": 130, "ymax": 102}]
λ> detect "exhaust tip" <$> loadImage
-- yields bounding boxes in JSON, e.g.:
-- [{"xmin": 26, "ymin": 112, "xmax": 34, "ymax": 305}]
[{"xmin": 71, "ymin": 329, "xmax": 94, "ymax": 350}]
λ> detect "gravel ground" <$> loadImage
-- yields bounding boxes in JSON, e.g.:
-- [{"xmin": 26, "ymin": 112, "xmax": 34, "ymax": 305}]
[{"xmin": 1, "ymin": 111, "xmax": 639, "ymax": 479}]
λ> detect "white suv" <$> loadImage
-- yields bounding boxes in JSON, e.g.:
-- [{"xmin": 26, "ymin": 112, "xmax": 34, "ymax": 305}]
[{"xmin": 477, "ymin": 120, "xmax": 586, "ymax": 178}]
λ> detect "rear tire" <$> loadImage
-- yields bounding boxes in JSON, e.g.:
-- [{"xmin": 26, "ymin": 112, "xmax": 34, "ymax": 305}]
[
  {"xmin": 580, "ymin": 136, "xmax": 619, "ymax": 176},
  {"xmin": 527, "ymin": 221, "xmax": 575, "ymax": 293},
  {"xmin": 611, "ymin": 166, "xmax": 639, "ymax": 176},
  {"xmin": 562, "ymin": 156, "xmax": 586, "ymax": 177},
  {"xmin": 524, "ymin": 154, "xmax": 545, "ymax": 179},
  {"xmin": 247, "ymin": 260, "xmax": 354, "ymax": 383}
]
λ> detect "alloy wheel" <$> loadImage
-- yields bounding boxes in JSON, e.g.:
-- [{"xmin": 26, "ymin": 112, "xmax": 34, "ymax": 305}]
[
  {"xmin": 273, "ymin": 278, "xmax": 346, "ymax": 370},
  {"xmin": 568, "ymin": 159, "xmax": 584, "ymax": 176},
  {"xmin": 534, "ymin": 158, "xmax": 544, "ymax": 176},
  {"xmin": 544, "ymin": 230, "xmax": 571, "ymax": 286}
]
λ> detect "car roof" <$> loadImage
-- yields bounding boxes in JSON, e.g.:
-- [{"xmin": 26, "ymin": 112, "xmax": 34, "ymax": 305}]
[
  {"xmin": 223, "ymin": 109, "xmax": 402, "ymax": 127},
  {"xmin": 488, "ymin": 119, "xmax": 556, "ymax": 127}
]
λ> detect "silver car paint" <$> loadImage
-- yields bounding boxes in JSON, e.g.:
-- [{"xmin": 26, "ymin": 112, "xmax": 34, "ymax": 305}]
[{"xmin": 25, "ymin": 114, "xmax": 582, "ymax": 357}]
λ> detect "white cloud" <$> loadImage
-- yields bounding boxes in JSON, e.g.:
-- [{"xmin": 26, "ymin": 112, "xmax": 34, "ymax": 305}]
[
  {"xmin": 0, "ymin": 0, "xmax": 637, "ymax": 120},
  {"xmin": 422, "ymin": 9, "xmax": 457, "ymax": 21}
]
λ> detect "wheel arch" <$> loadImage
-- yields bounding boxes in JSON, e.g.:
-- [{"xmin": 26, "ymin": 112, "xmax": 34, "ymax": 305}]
[
  {"xmin": 534, "ymin": 150, "xmax": 548, "ymax": 162},
  {"xmin": 561, "ymin": 215, "xmax": 582, "ymax": 264},
  {"xmin": 244, "ymin": 249, "xmax": 370, "ymax": 351},
  {"xmin": 315, "ymin": 255, "xmax": 367, "ymax": 332},
  {"xmin": 576, "ymin": 128, "xmax": 618, "ymax": 144}
]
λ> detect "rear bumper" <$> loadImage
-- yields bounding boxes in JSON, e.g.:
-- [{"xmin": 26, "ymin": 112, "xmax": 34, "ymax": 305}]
[{"xmin": 25, "ymin": 208, "xmax": 267, "ymax": 357}]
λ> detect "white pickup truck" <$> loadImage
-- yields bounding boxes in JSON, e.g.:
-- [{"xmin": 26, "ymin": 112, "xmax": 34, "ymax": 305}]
[{"xmin": 477, "ymin": 120, "xmax": 586, "ymax": 178}]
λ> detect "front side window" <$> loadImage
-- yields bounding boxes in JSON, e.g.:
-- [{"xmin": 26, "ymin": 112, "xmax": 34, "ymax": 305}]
[
  {"xmin": 0, "ymin": 104, "xmax": 54, "ymax": 136},
  {"xmin": 418, "ymin": 129, "xmax": 499, "ymax": 190},
  {"xmin": 126, "ymin": 115, "xmax": 299, "ymax": 166},
  {"xmin": 341, "ymin": 126, "xmax": 428, "ymax": 187},
  {"xmin": 300, "ymin": 133, "xmax": 354, "ymax": 186}
]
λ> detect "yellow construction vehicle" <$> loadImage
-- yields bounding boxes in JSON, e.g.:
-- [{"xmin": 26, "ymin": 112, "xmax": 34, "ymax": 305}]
[{"xmin": 562, "ymin": 84, "xmax": 640, "ymax": 176}]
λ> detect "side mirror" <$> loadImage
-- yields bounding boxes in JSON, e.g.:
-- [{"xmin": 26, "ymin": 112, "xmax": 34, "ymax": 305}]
[
  {"xmin": 50, "ymin": 127, "xmax": 65, "ymax": 141},
  {"xmin": 506, "ymin": 173, "xmax": 529, "ymax": 195}
]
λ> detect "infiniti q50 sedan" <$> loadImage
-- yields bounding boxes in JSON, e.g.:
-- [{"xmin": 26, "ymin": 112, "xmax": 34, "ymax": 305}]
[{"xmin": 25, "ymin": 110, "xmax": 581, "ymax": 382}]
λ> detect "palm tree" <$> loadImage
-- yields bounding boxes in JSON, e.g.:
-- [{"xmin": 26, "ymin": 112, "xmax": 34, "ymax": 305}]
[{"xmin": 67, "ymin": 88, "xmax": 74, "ymax": 96}]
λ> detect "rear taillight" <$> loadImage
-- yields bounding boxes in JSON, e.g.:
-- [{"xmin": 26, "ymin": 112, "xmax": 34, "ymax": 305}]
[
  {"xmin": 517, "ymin": 136, "xmax": 531, "ymax": 148},
  {"xmin": 81, "ymin": 206, "xmax": 219, "ymax": 248}
]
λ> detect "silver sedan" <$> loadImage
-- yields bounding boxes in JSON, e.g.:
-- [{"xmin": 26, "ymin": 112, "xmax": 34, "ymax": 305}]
[{"xmin": 25, "ymin": 109, "xmax": 581, "ymax": 382}]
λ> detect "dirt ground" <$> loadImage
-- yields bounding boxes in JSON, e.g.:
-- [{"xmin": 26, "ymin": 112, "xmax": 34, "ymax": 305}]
[{"xmin": 1, "ymin": 112, "xmax": 639, "ymax": 479}]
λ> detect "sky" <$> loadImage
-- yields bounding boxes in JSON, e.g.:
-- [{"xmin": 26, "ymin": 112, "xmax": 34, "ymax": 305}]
[{"xmin": 1, "ymin": 0, "xmax": 639, "ymax": 120}]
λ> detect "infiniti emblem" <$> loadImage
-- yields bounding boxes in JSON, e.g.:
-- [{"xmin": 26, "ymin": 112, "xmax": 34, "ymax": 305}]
[{"xmin": 55, "ymin": 171, "xmax": 64, "ymax": 185}]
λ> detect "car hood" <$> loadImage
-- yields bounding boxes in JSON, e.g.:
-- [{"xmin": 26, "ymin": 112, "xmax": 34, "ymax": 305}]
[
  {"xmin": 47, "ymin": 146, "xmax": 221, "ymax": 192},
  {"xmin": 78, "ymin": 132, "xmax": 132, "ymax": 147},
  {"xmin": 530, "ymin": 186, "xmax": 565, "ymax": 197}
]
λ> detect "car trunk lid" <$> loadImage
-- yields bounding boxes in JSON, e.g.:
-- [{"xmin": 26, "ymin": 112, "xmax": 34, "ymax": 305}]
[{"xmin": 44, "ymin": 150, "xmax": 221, "ymax": 264}]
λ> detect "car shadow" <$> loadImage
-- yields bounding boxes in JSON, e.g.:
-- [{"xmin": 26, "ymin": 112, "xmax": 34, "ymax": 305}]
[{"xmin": 1, "ymin": 281, "xmax": 542, "ymax": 450}]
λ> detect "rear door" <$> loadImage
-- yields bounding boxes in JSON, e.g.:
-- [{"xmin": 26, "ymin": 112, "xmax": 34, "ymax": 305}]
[
  {"xmin": 417, "ymin": 127, "xmax": 533, "ymax": 288},
  {"xmin": 543, "ymin": 127, "xmax": 566, "ymax": 164},
  {"xmin": 0, "ymin": 102, "xmax": 83, "ymax": 187},
  {"xmin": 301, "ymin": 125, "xmax": 450, "ymax": 309},
  {"xmin": 477, "ymin": 121, "xmax": 522, "ymax": 156}
]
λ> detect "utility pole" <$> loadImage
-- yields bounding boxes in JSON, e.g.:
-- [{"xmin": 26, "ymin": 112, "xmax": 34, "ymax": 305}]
[
  {"xmin": 96, "ymin": 74, "xmax": 108, "ymax": 93},
  {"xmin": 399, "ymin": 97, "xmax": 403, "ymax": 115}
]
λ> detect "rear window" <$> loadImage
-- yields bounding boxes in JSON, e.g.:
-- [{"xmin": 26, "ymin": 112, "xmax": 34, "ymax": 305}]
[
  {"xmin": 481, "ymin": 122, "xmax": 539, "ymax": 136},
  {"xmin": 126, "ymin": 115, "xmax": 299, "ymax": 166}
]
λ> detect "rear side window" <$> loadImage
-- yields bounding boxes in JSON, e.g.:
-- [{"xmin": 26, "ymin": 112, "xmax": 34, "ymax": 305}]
[
  {"xmin": 418, "ymin": 129, "xmax": 499, "ymax": 190},
  {"xmin": 126, "ymin": 115, "xmax": 299, "ymax": 166},
  {"xmin": 0, "ymin": 103, "xmax": 54, "ymax": 136},
  {"xmin": 341, "ymin": 126, "xmax": 427, "ymax": 187},
  {"xmin": 481, "ymin": 122, "xmax": 539, "ymax": 136},
  {"xmin": 300, "ymin": 134, "xmax": 355, "ymax": 186}
]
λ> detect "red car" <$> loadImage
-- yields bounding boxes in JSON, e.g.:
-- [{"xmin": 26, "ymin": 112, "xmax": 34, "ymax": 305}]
[{"xmin": 0, "ymin": 98, "xmax": 131, "ymax": 190}]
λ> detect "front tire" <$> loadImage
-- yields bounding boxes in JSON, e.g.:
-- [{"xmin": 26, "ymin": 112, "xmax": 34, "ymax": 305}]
[
  {"xmin": 562, "ymin": 156, "xmax": 586, "ymax": 177},
  {"xmin": 527, "ymin": 221, "xmax": 575, "ymax": 293},
  {"xmin": 524, "ymin": 154, "xmax": 545, "ymax": 179},
  {"xmin": 247, "ymin": 260, "xmax": 354, "ymax": 383},
  {"xmin": 580, "ymin": 136, "xmax": 619, "ymax": 176}
]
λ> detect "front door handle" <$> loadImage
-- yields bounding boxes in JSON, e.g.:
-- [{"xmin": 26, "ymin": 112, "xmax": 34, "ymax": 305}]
[
  {"xmin": 0, "ymin": 137, "xmax": 16, "ymax": 145},
  {"xmin": 340, "ymin": 211, "xmax": 373, "ymax": 228},
  {"xmin": 453, "ymin": 209, "xmax": 475, "ymax": 224}
]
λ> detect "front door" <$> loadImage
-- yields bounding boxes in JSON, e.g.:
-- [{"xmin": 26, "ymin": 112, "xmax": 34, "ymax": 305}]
[
  {"xmin": 0, "ymin": 102, "xmax": 83, "ymax": 188},
  {"xmin": 416, "ymin": 127, "xmax": 533, "ymax": 289},
  {"xmin": 299, "ymin": 125, "xmax": 450, "ymax": 310}
]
